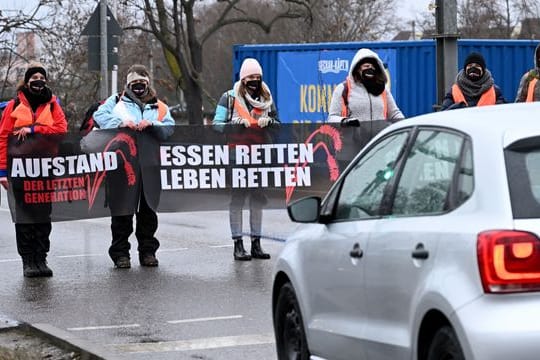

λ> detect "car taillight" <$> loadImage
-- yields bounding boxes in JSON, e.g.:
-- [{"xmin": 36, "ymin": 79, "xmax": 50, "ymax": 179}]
[{"xmin": 477, "ymin": 230, "xmax": 540, "ymax": 293}]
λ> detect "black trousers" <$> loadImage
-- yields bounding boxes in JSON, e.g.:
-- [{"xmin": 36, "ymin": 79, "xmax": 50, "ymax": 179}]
[
  {"xmin": 108, "ymin": 191, "xmax": 159, "ymax": 261},
  {"xmin": 15, "ymin": 222, "xmax": 52, "ymax": 260}
]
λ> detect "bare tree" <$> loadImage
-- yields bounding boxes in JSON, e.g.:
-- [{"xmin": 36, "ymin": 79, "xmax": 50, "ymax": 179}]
[
  {"xmin": 513, "ymin": 0, "xmax": 540, "ymax": 18},
  {"xmin": 459, "ymin": 0, "xmax": 512, "ymax": 38},
  {"xmin": 0, "ymin": 2, "xmax": 53, "ymax": 99},
  {"xmin": 412, "ymin": 0, "xmax": 540, "ymax": 39},
  {"xmin": 300, "ymin": 0, "xmax": 400, "ymax": 42},
  {"xmin": 123, "ymin": 0, "xmax": 312, "ymax": 125}
]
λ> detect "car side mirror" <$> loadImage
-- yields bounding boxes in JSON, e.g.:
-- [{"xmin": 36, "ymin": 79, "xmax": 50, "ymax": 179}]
[{"xmin": 287, "ymin": 196, "xmax": 321, "ymax": 223}]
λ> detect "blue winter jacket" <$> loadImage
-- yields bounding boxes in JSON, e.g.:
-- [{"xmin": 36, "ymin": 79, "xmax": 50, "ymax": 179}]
[{"xmin": 93, "ymin": 93, "xmax": 175, "ymax": 129}]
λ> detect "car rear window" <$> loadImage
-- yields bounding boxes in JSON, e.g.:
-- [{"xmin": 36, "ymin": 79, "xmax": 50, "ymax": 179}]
[{"xmin": 505, "ymin": 137, "xmax": 540, "ymax": 218}]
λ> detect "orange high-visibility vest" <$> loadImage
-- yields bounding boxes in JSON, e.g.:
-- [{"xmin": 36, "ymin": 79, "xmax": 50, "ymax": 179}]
[
  {"xmin": 526, "ymin": 78, "xmax": 538, "ymax": 102},
  {"xmin": 10, "ymin": 100, "xmax": 54, "ymax": 129},
  {"xmin": 233, "ymin": 98, "xmax": 263, "ymax": 127},
  {"xmin": 156, "ymin": 100, "xmax": 167, "ymax": 121},
  {"xmin": 451, "ymin": 84, "xmax": 496, "ymax": 106},
  {"xmin": 340, "ymin": 77, "xmax": 388, "ymax": 119}
]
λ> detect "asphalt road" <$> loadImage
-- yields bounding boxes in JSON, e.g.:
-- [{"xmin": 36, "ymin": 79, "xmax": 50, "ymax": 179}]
[{"xmin": 0, "ymin": 189, "xmax": 298, "ymax": 359}]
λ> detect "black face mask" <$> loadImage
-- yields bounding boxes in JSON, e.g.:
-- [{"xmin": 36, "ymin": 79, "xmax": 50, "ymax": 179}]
[
  {"xmin": 361, "ymin": 68, "xmax": 376, "ymax": 80},
  {"xmin": 29, "ymin": 80, "xmax": 46, "ymax": 93},
  {"xmin": 131, "ymin": 83, "xmax": 147, "ymax": 97},
  {"xmin": 466, "ymin": 66, "xmax": 483, "ymax": 81},
  {"xmin": 245, "ymin": 80, "xmax": 261, "ymax": 94}
]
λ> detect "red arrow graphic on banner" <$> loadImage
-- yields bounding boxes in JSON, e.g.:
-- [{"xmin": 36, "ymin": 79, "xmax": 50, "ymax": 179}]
[{"xmin": 285, "ymin": 125, "xmax": 342, "ymax": 204}]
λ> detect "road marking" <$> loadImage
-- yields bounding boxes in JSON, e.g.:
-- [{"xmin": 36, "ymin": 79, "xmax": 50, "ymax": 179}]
[
  {"xmin": 56, "ymin": 254, "xmax": 103, "ymax": 258},
  {"xmin": 111, "ymin": 333, "xmax": 274, "ymax": 353},
  {"xmin": 157, "ymin": 248, "xmax": 188, "ymax": 252},
  {"xmin": 209, "ymin": 244, "xmax": 232, "ymax": 248},
  {"xmin": 167, "ymin": 315, "xmax": 242, "ymax": 324},
  {"xmin": 0, "ymin": 258, "xmax": 19, "ymax": 263},
  {"xmin": 68, "ymin": 324, "xmax": 140, "ymax": 331}
]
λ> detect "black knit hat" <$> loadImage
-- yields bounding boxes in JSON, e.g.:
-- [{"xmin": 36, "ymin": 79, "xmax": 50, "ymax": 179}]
[
  {"xmin": 24, "ymin": 63, "xmax": 47, "ymax": 83},
  {"xmin": 463, "ymin": 52, "xmax": 486, "ymax": 71}
]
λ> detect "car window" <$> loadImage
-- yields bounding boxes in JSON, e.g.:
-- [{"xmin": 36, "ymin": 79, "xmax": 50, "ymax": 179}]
[
  {"xmin": 505, "ymin": 137, "xmax": 540, "ymax": 218},
  {"xmin": 333, "ymin": 132, "xmax": 409, "ymax": 221},
  {"xmin": 392, "ymin": 129, "xmax": 465, "ymax": 216},
  {"xmin": 456, "ymin": 140, "xmax": 473, "ymax": 205},
  {"xmin": 526, "ymin": 151, "xmax": 540, "ymax": 202}
]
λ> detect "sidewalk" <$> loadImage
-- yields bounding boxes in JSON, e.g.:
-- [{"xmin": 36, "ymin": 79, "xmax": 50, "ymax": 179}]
[{"xmin": 0, "ymin": 315, "xmax": 116, "ymax": 360}]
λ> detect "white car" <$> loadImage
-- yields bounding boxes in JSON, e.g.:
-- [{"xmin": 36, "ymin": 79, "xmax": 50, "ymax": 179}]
[{"xmin": 272, "ymin": 102, "xmax": 540, "ymax": 360}]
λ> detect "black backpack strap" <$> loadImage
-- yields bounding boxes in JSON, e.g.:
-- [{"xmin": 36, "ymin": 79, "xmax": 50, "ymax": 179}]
[
  {"xmin": 226, "ymin": 93, "xmax": 234, "ymax": 123},
  {"xmin": 341, "ymin": 79, "xmax": 349, "ymax": 117}
]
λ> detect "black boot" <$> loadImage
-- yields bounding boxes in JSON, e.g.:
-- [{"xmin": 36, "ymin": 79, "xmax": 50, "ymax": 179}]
[
  {"xmin": 22, "ymin": 256, "xmax": 41, "ymax": 278},
  {"xmin": 233, "ymin": 238, "xmax": 251, "ymax": 261},
  {"xmin": 251, "ymin": 237, "xmax": 270, "ymax": 259},
  {"xmin": 35, "ymin": 255, "xmax": 53, "ymax": 277}
]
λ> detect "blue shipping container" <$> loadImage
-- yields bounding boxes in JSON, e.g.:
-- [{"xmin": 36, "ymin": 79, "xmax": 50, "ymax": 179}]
[{"xmin": 233, "ymin": 40, "xmax": 539, "ymax": 122}]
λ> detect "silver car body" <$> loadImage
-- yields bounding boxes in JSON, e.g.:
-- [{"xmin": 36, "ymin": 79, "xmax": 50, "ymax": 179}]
[{"xmin": 273, "ymin": 102, "xmax": 540, "ymax": 360}]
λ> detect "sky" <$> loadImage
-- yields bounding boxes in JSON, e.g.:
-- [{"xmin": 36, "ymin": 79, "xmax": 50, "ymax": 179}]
[
  {"xmin": 398, "ymin": 0, "xmax": 435, "ymax": 21},
  {"xmin": 3, "ymin": 0, "xmax": 436, "ymax": 21},
  {"xmin": 2, "ymin": 0, "xmax": 438, "ymax": 38}
]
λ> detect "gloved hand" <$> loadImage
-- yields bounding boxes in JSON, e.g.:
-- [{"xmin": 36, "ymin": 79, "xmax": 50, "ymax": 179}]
[
  {"xmin": 232, "ymin": 117, "xmax": 250, "ymax": 128},
  {"xmin": 137, "ymin": 119, "xmax": 152, "ymax": 131},
  {"xmin": 341, "ymin": 117, "xmax": 360, "ymax": 127},
  {"xmin": 0, "ymin": 176, "xmax": 8, "ymax": 190},
  {"xmin": 257, "ymin": 116, "xmax": 273, "ymax": 128},
  {"xmin": 446, "ymin": 102, "xmax": 467, "ymax": 111},
  {"xmin": 120, "ymin": 119, "xmax": 136, "ymax": 129}
]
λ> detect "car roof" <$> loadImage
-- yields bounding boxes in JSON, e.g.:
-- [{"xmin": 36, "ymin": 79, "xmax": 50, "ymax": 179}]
[{"xmin": 384, "ymin": 102, "xmax": 540, "ymax": 147}]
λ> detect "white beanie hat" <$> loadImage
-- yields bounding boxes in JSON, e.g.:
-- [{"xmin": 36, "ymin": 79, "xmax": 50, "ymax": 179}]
[
  {"xmin": 239, "ymin": 58, "xmax": 263, "ymax": 80},
  {"xmin": 126, "ymin": 72, "xmax": 149, "ymax": 85}
]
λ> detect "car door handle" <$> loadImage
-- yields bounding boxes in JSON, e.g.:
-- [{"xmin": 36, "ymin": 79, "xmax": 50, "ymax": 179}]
[
  {"xmin": 349, "ymin": 243, "xmax": 363, "ymax": 258},
  {"xmin": 412, "ymin": 243, "xmax": 429, "ymax": 260}
]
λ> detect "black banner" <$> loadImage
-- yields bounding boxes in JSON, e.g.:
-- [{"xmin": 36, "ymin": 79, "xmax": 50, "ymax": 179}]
[{"xmin": 5, "ymin": 122, "xmax": 389, "ymax": 223}]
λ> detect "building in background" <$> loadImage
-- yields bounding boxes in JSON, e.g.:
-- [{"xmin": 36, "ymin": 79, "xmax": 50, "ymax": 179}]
[{"xmin": 0, "ymin": 30, "xmax": 40, "ymax": 100}]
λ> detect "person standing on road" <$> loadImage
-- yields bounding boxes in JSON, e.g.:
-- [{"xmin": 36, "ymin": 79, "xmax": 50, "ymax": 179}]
[
  {"xmin": 93, "ymin": 64, "xmax": 174, "ymax": 269},
  {"xmin": 515, "ymin": 44, "xmax": 540, "ymax": 102},
  {"xmin": 441, "ymin": 52, "xmax": 505, "ymax": 110},
  {"xmin": 0, "ymin": 62, "xmax": 67, "ymax": 278},
  {"xmin": 327, "ymin": 48, "xmax": 404, "ymax": 125},
  {"xmin": 213, "ymin": 58, "xmax": 278, "ymax": 261}
]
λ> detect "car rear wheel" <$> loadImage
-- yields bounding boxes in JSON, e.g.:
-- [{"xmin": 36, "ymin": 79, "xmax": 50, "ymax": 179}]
[
  {"xmin": 427, "ymin": 326, "xmax": 465, "ymax": 360},
  {"xmin": 274, "ymin": 282, "xmax": 310, "ymax": 360}
]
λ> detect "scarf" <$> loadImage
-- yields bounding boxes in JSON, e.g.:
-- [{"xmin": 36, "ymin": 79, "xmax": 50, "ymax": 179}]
[
  {"xmin": 456, "ymin": 69, "xmax": 494, "ymax": 99},
  {"xmin": 362, "ymin": 78, "xmax": 386, "ymax": 95},
  {"xmin": 232, "ymin": 80, "xmax": 273, "ymax": 117},
  {"xmin": 22, "ymin": 86, "xmax": 52, "ymax": 112},
  {"xmin": 123, "ymin": 86, "xmax": 157, "ymax": 111}
]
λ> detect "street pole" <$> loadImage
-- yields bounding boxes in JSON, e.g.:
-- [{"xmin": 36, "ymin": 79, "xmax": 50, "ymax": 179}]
[
  {"xmin": 434, "ymin": 0, "xmax": 458, "ymax": 109},
  {"xmin": 111, "ymin": 64, "xmax": 118, "ymax": 95},
  {"xmin": 100, "ymin": 0, "xmax": 108, "ymax": 99},
  {"xmin": 149, "ymin": 39, "xmax": 154, "ymax": 88}
]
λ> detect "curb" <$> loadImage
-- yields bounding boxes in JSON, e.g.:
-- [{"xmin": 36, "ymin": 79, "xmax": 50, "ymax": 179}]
[{"xmin": 0, "ymin": 315, "xmax": 120, "ymax": 360}]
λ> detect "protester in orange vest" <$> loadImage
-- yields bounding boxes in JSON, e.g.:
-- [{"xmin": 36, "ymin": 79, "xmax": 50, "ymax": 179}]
[
  {"xmin": 0, "ymin": 61, "xmax": 67, "ymax": 278},
  {"xmin": 515, "ymin": 44, "xmax": 540, "ymax": 102},
  {"xmin": 213, "ymin": 58, "xmax": 279, "ymax": 261},
  {"xmin": 441, "ymin": 52, "xmax": 505, "ymax": 110},
  {"xmin": 328, "ymin": 48, "xmax": 404, "ymax": 125}
]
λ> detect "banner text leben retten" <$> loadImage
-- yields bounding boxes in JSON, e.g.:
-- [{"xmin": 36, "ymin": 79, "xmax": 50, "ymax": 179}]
[{"xmin": 160, "ymin": 144, "xmax": 314, "ymax": 190}]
